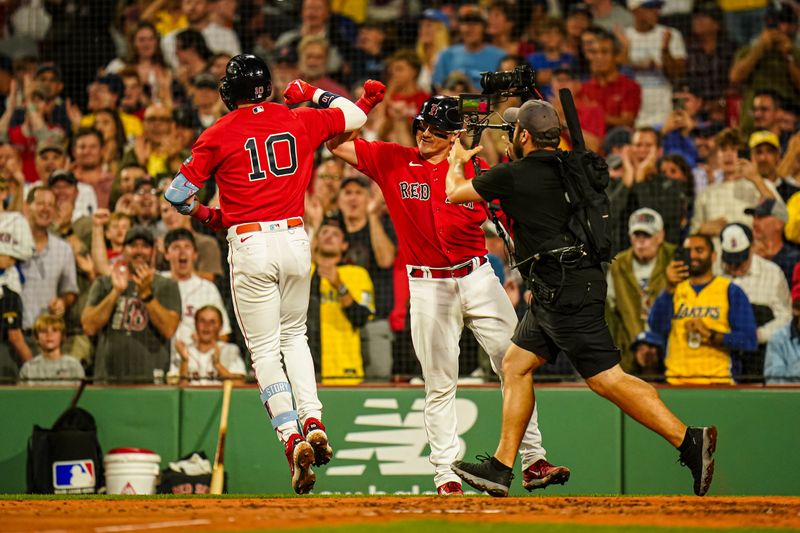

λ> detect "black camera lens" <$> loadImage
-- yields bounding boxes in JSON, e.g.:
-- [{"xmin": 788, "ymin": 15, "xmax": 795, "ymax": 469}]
[
  {"xmin": 479, "ymin": 65, "xmax": 536, "ymax": 95},
  {"xmin": 481, "ymin": 71, "xmax": 513, "ymax": 94}
]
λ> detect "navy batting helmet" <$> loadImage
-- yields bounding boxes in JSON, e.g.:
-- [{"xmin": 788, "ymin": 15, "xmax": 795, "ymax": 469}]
[
  {"xmin": 413, "ymin": 96, "xmax": 464, "ymax": 134},
  {"xmin": 219, "ymin": 54, "xmax": 272, "ymax": 111}
]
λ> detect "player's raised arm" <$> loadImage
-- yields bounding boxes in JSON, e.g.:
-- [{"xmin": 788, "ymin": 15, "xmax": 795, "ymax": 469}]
[
  {"xmin": 283, "ymin": 79, "xmax": 368, "ymax": 132},
  {"xmin": 325, "ymin": 80, "xmax": 386, "ymax": 166}
]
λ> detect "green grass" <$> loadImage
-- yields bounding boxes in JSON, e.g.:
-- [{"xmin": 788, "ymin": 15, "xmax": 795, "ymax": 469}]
[{"xmin": 263, "ymin": 521, "xmax": 794, "ymax": 533}]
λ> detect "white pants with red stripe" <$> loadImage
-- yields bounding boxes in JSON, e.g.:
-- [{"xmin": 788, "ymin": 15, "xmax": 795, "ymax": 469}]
[
  {"xmin": 408, "ymin": 261, "xmax": 546, "ymax": 487},
  {"xmin": 227, "ymin": 222, "xmax": 322, "ymax": 441}
]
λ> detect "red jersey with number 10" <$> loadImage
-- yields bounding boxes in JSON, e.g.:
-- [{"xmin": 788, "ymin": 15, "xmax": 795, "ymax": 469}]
[{"xmin": 179, "ymin": 103, "xmax": 345, "ymax": 227}]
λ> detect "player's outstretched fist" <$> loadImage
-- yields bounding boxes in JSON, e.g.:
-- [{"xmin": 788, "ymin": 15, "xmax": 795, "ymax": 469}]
[
  {"xmin": 283, "ymin": 79, "xmax": 316, "ymax": 105},
  {"xmin": 356, "ymin": 80, "xmax": 386, "ymax": 114},
  {"xmin": 363, "ymin": 80, "xmax": 386, "ymax": 104}
]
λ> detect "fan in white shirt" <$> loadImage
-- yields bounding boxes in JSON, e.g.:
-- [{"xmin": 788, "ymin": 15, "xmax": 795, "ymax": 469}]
[
  {"xmin": 161, "ymin": 228, "xmax": 231, "ymax": 348},
  {"xmin": 719, "ymin": 223, "xmax": 791, "ymax": 345},
  {"xmin": 0, "ymin": 206, "xmax": 35, "ymax": 296},
  {"xmin": 169, "ymin": 304, "xmax": 245, "ymax": 385},
  {"xmin": 625, "ymin": 0, "xmax": 687, "ymax": 127}
]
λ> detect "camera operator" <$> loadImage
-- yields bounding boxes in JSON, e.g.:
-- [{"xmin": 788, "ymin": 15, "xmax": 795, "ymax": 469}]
[
  {"xmin": 327, "ymin": 91, "xmax": 568, "ymax": 495},
  {"xmin": 445, "ymin": 98, "xmax": 718, "ymax": 498}
]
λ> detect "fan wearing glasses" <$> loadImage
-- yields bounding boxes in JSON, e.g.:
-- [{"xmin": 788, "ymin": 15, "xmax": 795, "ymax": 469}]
[{"xmin": 328, "ymin": 93, "xmax": 569, "ymax": 496}]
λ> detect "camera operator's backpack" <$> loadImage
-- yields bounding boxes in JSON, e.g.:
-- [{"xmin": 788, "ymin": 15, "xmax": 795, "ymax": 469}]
[
  {"xmin": 554, "ymin": 148, "xmax": 612, "ymax": 264},
  {"xmin": 555, "ymin": 88, "xmax": 613, "ymax": 264}
]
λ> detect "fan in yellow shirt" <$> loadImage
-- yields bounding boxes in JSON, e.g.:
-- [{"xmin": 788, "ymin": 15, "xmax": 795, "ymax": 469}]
[
  {"xmin": 308, "ymin": 210, "xmax": 374, "ymax": 385},
  {"xmin": 648, "ymin": 233, "xmax": 758, "ymax": 384}
]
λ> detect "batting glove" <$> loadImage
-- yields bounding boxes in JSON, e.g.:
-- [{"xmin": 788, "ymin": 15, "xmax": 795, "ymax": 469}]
[
  {"xmin": 283, "ymin": 79, "xmax": 317, "ymax": 105},
  {"xmin": 356, "ymin": 80, "xmax": 386, "ymax": 114}
]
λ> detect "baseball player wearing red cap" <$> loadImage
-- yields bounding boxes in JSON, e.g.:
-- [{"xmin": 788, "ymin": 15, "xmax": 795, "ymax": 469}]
[
  {"xmin": 165, "ymin": 54, "xmax": 373, "ymax": 494},
  {"xmin": 328, "ymin": 90, "xmax": 570, "ymax": 495}
]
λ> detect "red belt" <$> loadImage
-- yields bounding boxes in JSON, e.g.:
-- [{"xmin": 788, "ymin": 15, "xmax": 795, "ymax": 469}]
[
  {"xmin": 235, "ymin": 217, "xmax": 304, "ymax": 235},
  {"xmin": 408, "ymin": 256, "xmax": 488, "ymax": 279}
]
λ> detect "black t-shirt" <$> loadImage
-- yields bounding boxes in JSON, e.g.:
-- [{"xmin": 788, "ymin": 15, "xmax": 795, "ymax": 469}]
[
  {"xmin": 0, "ymin": 286, "xmax": 22, "ymax": 341},
  {"xmin": 0, "ymin": 286, "xmax": 23, "ymax": 382},
  {"xmin": 472, "ymin": 150, "xmax": 603, "ymax": 285}
]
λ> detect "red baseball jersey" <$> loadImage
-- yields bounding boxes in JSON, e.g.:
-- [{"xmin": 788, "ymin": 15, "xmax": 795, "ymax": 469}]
[
  {"xmin": 353, "ymin": 139, "xmax": 488, "ymax": 268},
  {"xmin": 179, "ymin": 103, "xmax": 345, "ymax": 227}
]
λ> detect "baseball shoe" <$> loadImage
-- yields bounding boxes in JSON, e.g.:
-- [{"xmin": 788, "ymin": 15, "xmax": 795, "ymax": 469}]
[
  {"xmin": 522, "ymin": 459, "xmax": 571, "ymax": 491},
  {"xmin": 303, "ymin": 418, "xmax": 333, "ymax": 467},
  {"xmin": 451, "ymin": 455, "xmax": 514, "ymax": 497},
  {"xmin": 285, "ymin": 434, "xmax": 315, "ymax": 495},
  {"xmin": 436, "ymin": 481, "xmax": 464, "ymax": 495},
  {"xmin": 679, "ymin": 426, "xmax": 717, "ymax": 496}
]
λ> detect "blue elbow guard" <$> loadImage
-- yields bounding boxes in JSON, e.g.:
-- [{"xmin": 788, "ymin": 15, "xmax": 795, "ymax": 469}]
[{"xmin": 165, "ymin": 173, "xmax": 200, "ymax": 206}]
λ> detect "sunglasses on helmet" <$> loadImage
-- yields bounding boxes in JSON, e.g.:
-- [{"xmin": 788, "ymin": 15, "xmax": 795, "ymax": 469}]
[{"xmin": 418, "ymin": 123, "xmax": 451, "ymax": 139}]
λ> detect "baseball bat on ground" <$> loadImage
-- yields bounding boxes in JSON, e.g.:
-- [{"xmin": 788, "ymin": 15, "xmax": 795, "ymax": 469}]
[{"xmin": 210, "ymin": 379, "xmax": 234, "ymax": 494}]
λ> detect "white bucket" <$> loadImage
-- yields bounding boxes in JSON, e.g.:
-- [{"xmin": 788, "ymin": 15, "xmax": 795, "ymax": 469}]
[{"xmin": 104, "ymin": 448, "xmax": 161, "ymax": 495}]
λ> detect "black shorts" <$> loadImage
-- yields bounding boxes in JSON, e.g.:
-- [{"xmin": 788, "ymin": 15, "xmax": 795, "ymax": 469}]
[{"xmin": 512, "ymin": 279, "xmax": 620, "ymax": 379}]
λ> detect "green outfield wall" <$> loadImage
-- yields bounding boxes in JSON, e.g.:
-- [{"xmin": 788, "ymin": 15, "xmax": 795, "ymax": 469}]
[{"xmin": 1, "ymin": 386, "xmax": 798, "ymax": 496}]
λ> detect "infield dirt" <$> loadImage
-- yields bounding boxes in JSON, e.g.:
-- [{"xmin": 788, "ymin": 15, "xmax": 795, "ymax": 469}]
[{"xmin": 2, "ymin": 496, "xmax": 800, "ymax": 532}]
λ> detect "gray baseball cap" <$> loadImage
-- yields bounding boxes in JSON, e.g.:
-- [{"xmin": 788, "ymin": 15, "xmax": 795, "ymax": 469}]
[
  {"xmin": 502, "ymin": 100, "xmax": 561, "ymax": 135},
  {"xmin": 744, "ymin": 197, "xmax": 788, "ymax": 223}
]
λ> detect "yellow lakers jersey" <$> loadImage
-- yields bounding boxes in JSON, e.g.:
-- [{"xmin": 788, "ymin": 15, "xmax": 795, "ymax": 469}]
[
  {"xmin": 313, "ymin": 264, "xmax": 375, "ymax": 385},
  {"xmin": 667, "ymin": 277, "xmax": 734, "ymax": 385}
]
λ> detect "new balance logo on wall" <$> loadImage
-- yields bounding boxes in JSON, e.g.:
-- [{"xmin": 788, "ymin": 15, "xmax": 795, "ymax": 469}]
[{"xmin": 327, "ymin": 397, "xmax": 478, "ymax": 476}]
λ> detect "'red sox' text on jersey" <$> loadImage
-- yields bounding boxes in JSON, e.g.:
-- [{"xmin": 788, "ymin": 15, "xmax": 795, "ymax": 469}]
[
  {"xmin": 352, "ymin": 139, "xmax": 489, "ymax": 268},
  {"xmin": 179, "ymin": 103, "xmax": 345, "ymax": 227}
]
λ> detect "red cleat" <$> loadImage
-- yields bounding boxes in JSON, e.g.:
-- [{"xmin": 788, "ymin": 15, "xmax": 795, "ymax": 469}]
[
  {"xmin": 437, "ymin": 481, "xmax": 464, "ymax": 495},
  {"xmin": 285, "ymin": 434, "xmax": 315, "ymax": 494},
  {"xmin": 522, "ymin": 459, "xmax": 571, "ymax": 491},
  {"xmin": 303, "ymin": 417, "xmax": 333, "ymax": 467}
]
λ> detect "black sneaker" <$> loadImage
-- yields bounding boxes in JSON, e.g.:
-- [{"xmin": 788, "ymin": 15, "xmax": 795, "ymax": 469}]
[
  {"xmin": 678, "ymin": 426, "xmax": 717, "ymax": 496},
  {"xmin": 451, "ymin": 455, "xmax": 514, "ymax": 497}
]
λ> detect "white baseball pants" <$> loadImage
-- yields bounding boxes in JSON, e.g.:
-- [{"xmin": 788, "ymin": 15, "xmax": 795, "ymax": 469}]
[
  {"xmin": 408, "ymin": 261, "xmax": 546, "ymax": 487},
  {"xmin": 227, "ymin": 220, "xmax": 322, "ymax": 442}
]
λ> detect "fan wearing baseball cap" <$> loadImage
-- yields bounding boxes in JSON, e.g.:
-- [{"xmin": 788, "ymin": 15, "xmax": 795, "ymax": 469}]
[
  {"xmin": 649, "ymin": 232, "xmax": 757, "ymax": 385},
  {"xmin": 607, "ymin": 208, "xmax": 675, "ymax": 373},
  {"xmin": 308, "ymin": 209, "xmax": 375, "ymax": 386},
  {"xmin": 691, "ymin": 127, "xmax": 780, "ymax": 240},
  {"xmin": 746, "ymin": 197, "xmax": 800, "ymax": 284},
  {"xmin": 748, "ymin": 130, "xmax": 798, "ymax": 202},
  {"xmin": 81, "ymin": 224, "xmax": 181, "ymax": 384},
  {"xmin": 719, "ymin": 223, "xmax": 792, "ymax": 380}
]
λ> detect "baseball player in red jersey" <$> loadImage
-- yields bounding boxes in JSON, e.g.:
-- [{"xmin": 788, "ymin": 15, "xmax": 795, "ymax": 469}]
[
  {"xmin": 165, "ymin": 54, "xmax": 374, "ymax": 494},
  {"xmin": 328, "ymin": 93, "xmax": 570, "ymax": 495}
]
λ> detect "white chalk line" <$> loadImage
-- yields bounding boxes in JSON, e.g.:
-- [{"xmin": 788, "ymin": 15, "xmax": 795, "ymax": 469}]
[{"xmin": 94, "ymin": 519, "xmax": 211, "ymax": 532}]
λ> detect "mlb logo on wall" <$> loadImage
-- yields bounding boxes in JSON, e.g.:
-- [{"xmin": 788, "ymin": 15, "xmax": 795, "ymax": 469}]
[{"xmin": 53, "ymin": 460, "xmax": 96, "ymax": 493}]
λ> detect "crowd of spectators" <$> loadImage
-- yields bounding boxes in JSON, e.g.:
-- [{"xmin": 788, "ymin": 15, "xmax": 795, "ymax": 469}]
[{"xmin": 1, "ymin": 0, "xmax": 800, "ymax": 386}]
